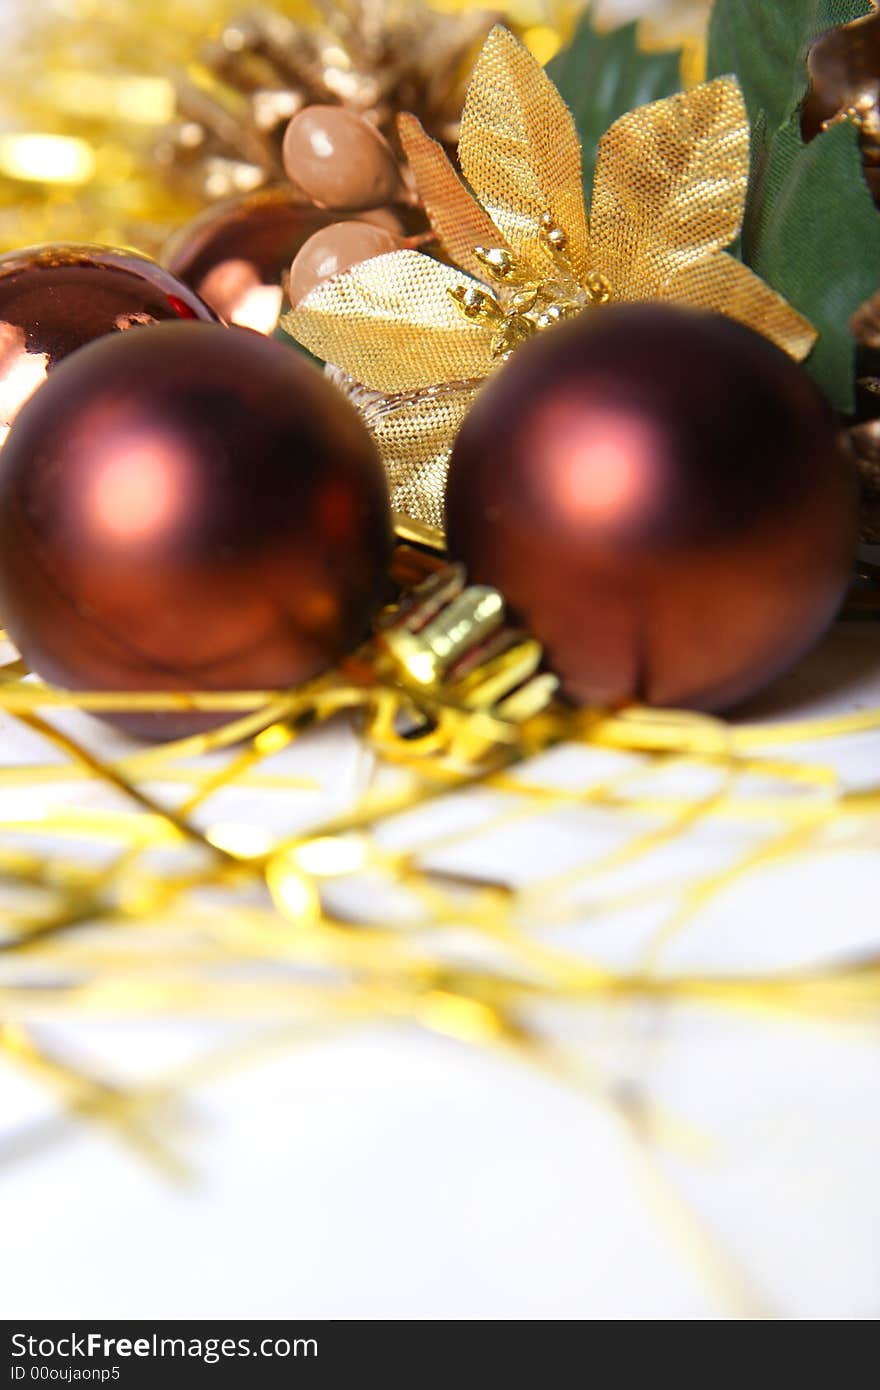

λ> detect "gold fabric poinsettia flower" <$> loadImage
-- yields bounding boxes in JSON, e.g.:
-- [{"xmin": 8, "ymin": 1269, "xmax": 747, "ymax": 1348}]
[{"xmin": 283, "ymin": 25, "xmax": 816, "ymax": 538}]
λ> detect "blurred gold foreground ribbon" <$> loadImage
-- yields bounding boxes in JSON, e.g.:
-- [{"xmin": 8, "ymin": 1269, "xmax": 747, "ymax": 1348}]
[{"xmin": 1, "ymin": 611, "xmax": 880, "ymax": 1315}]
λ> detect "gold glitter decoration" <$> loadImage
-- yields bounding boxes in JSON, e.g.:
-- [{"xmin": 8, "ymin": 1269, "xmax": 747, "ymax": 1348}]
[
  {"xmin": 0, "ymin": 2, "xmax": 570, "ymax": 256},
  {"xmin": 0, "ymin": 0, "xmax": 233, "ymax": 255},
  {"xmin": 284, "ymin": 27, "xmax": 816, "ymax": 533}
]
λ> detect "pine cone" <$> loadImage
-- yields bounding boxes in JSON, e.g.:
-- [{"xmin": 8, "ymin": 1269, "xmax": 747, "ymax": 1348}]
[{"xmin": 155, "ymin": 4, "xmax": 501, "ymax": 204}]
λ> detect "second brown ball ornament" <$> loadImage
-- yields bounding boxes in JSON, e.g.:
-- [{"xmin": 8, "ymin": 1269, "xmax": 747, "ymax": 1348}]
[{"xmin": 445, "ymin": 305, "xmax": 857, "ymax": 713}]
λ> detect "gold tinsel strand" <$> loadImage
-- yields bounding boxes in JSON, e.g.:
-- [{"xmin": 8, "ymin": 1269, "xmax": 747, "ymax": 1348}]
[{"xmin": 1, "ymin": 565, "xmax": 879, "ymax": 1191}]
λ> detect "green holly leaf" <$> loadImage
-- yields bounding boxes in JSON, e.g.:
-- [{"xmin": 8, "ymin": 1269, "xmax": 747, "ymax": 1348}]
[
  {"xmin": 707, "ymin": 0, "xmax": 873, "ymax": 132},
  {"xmin": 547, "ymin": 13, "xmax": 684, "ymax": 204},
  {"xmin": 743, "ymin": 114, "xmax": 880, "ymax": 412}
]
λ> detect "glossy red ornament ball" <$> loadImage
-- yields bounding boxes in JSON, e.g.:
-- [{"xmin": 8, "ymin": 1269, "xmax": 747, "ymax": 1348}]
[
  {"xmin": 445, "ymin": 304, "xmax": 857, "ymax": 712},
  {"xmin": 0, "ymin": 243, "xmax": 218, "ymax": 436},
  {"xmin": 0, "ymin": 322, "xmax": 392, "ymax": 739}
]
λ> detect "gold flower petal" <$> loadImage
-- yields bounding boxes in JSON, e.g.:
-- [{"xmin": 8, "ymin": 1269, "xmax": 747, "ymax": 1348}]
[
  {"xmin": 591, "ymin": 77, "xmax": 750, "ymax": 297},
  {"xmin": 398, "ymin": 113, "xmax": 508, "ymax": 283},
  {"xmin": 665, "ymin": 253, "xmax": 817, "ymax": 361},
  {"xmin": 281, "ymin": 250, "xmax": 493, "ymax": 394},
  {"xmin": 365, "ymin": 381, "xmax": 484, "ymax": 533},
  {"xmin": 459, "ymin": 25, "xmax": 591, "ymax": 282}
]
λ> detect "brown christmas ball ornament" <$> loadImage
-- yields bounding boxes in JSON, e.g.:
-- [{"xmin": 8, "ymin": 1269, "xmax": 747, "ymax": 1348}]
[
  {"xmin": 0, "ymin": 322, "xmax": 392, "ymax": 740},
  {"xmin": 445, "ymin": 304, "xmax": 857, "ymax": 713},
  {"xmin": 0, "ymin": 244, "xmax": 219, "ymax": 441}
]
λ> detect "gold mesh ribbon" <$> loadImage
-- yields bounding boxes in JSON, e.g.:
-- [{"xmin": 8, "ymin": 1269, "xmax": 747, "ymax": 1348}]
[
  {"xmin": 284, "ymin": 27, "xmax": 815, "ymax": 537},
  {"xmin": 330, "ymin": 372, "xmax": 480, "ymax": 534}
]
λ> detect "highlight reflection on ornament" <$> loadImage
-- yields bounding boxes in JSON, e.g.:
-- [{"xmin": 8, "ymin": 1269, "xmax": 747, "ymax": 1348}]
[
  {"xmin": 0, "ymin": 244, "xmax": 218, "ymax": 439},
  {"xmin": 0, "ymin": 323, "xmax": 48, "ymax": 448}
]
